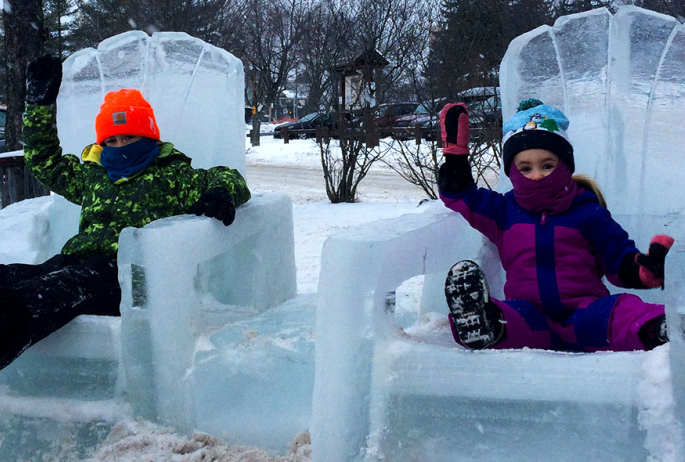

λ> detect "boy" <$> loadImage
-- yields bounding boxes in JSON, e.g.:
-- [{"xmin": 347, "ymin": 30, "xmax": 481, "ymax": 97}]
[{"xmin": 0, "ymin": 55, "xmax": 250, "ymax": 370}]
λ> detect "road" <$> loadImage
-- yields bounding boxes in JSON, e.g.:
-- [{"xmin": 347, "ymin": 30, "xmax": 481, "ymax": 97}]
[{"xmin": 245, "ymin": 163, "xmax": 430, "ymax": 204}]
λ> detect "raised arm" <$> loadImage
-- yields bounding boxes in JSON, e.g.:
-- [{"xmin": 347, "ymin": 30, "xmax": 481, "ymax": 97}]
[
  {"xmin": 23, "ymin": 55, "xmax": 87, "ymax": 203},
  {"xmin": 438, "ymin": 103, "xmax": 506, "ymax": 245}
]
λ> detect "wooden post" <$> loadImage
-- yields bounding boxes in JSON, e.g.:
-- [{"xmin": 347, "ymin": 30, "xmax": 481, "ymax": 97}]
[
  {"xmin": 283, "ymin": 127, "xmax": 290, "ymax": 144},
  {"xmin": 414, "ymin": 123, "xmax": 422, "ymax": 146}
]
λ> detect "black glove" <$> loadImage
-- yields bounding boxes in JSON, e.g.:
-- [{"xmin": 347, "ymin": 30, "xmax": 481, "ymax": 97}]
[
  {"xmin": 26, "ymin": 54, "xmax": 63, "ymax": 105},
  {"xmin": 635, "ymin": 235, "xmax": 674, "ymax": 289},
  {"xmin": 188, "ymin": 187, "xmax": 236, "ymax": 226}
]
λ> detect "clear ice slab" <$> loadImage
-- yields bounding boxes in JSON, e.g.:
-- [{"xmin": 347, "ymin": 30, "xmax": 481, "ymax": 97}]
[
  {"xmin": 57, "ymin": 30, "xmax": 246, "ymax": 174},
  {"xmin": 499, "ymin": 6, "xmax": 685, "ymax": 217}
]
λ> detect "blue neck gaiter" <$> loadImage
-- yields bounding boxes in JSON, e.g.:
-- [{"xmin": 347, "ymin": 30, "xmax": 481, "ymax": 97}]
[{"xmin": 100, "ymin": 138, "xmax": 160, "ymax": 183}]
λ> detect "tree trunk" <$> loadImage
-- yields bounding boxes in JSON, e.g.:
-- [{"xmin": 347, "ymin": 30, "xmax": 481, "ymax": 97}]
[
  {"xmin": 2, "ymin": 0, "xmax": 50, "ymax": 207},
  {"xmin": 250, "ymin": 114, "xmax": 261, "ymax": 147}
]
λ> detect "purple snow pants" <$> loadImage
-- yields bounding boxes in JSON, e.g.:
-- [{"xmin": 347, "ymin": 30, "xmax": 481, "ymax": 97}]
[{"xmin": 449, "ymin": 293, "xmax": 665, "ymax": 352}]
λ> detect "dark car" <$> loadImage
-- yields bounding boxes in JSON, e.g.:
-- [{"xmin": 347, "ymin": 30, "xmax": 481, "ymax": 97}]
[
  {"xmin": 468, "ymin": 94, "xmax": 502, "ymax": 144},
  {"xmin": 396, "ymin": 89, "xmax": 501, "ymax": 142},
  {"xmin": 392, "ymin": 99, "xmax": 449, "ymax": 140},
  {"xmin": 273, "ymin": 112, "xmax": 337, "ymax": 139},
  {"xmin": 352, "ymin": 102, "xmax": 418, "ymax": 137},
  {"xmin": 0, "ymin": 106, "xmax": 6, "ymax": 152}
]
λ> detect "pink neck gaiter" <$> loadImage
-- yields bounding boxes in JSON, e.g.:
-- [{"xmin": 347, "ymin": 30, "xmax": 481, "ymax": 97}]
[{"xmin": 509, "ymin": 160, "xmax": 579, "ymax": 215}]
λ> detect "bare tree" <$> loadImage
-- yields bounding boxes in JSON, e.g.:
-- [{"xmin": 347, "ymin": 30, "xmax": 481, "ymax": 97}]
[
  {"xmin": 310, "ymin": 0, "xmax": 440, "ymax": 202},
  {"xmin": 295, "ymin": 0, "xmax": 353, "ymax": 113},
  {"xmin": 228, "ymin": 0, "xmax": 306, "ymax": 146},
  {"xmin": 318, "ymin": 134, "xmax": 390, "ymax": 203},
  {"xmin": 382, "ymin": 139, "xmax": 442, "ymax": 199}
]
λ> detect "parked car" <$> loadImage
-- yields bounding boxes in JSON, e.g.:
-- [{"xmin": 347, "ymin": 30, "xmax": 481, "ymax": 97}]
[
  {"xmin": 394, "ymin": 89, "xmax": 501, "ymax": 142},
  {"xmin": 273, "ymin": 112, "xmax": 337, "ymax": 139},
  {"xmin": 0, "ymin": 105, "xmax": 5, "ymax": 141},
  {"xmin": 392, "ymin": 99, "xmax": 448, "ymax": 140},
  {"xmin": 372, "ymin": 102, "xmax": 418, "ymax": 136},
  {"xmin": 352, "ymin": 102, "xmax": 418, "ymax": 137},
  {"xmin": 468, "ymin": 94, "xmax": 502, "ymax": 144}
]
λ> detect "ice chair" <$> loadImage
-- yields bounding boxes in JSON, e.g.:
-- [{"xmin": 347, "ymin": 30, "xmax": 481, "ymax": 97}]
[
  {"xmin": 0, "ymin": 31, "xmax": 298, "ymax": 458},
  {"xmin": 311, "ymin": 6, "xmax": 685, "ymax": 461}
]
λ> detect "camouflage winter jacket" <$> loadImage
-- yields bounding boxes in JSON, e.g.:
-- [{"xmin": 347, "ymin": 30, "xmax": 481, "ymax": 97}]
[{"xmin": 22, "ymin": 103, "xmax": 251, "ymax": 261}]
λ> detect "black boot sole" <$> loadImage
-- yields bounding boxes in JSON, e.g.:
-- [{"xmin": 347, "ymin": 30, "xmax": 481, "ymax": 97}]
[{"xmin": 445, "ymin": 260, "xmax": 496, "ymax": 350}]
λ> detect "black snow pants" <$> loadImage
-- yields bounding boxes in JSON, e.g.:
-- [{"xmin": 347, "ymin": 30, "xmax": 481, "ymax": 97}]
[{"xmin": 0, "ymin": 253, "xmax": 121, "ymax": 370}]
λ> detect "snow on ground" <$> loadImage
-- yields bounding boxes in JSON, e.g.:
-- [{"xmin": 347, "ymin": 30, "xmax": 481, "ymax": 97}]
[
  {"xmin": 247, "ymin": 136, "xmax": 433, "ymax": 293},
  {"xmin": 78, "ymin": 137, "xmax": 431, "ymax": 461},
  {"xmin": 82, "ymin": 420, "xmax": 311, "ymax": 462},
  {"xmin": 247, "ymin": 136, "xmax": 322, "ymax": 169}
]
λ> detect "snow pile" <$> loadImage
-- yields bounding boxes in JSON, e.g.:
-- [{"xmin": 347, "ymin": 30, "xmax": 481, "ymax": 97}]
[{"xmin": 83, "ymin": 420, "xmax": 311, "ymax": 462}]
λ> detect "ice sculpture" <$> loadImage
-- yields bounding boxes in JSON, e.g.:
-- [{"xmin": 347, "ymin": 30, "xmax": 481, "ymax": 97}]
[
  {"xmin": 500, "ymin": 6, "xmax": 685, "ymax": 217},
  {"xmin": 0, "ymin": 192, "xmax": 299, "ymax": 458},
  {"xmin": 57, "ymin": 30, "xmax": 246, "ymax": 174},
  {"xmin": 0, "ymin": 195, "xmax": 80, "ymax": 265},
  {"xmin": 312, "ymin": 6, "xmax": 685, "ymax": 461},
  {"xmin": 0, "ymin": 31, "xmax": 302, "ymax": 459},
  {"xmin": 118, "ymin": 193, "xmax": 298, "ymax": 436},
  {"xmin": 193, "ymin": 294, "xmax": 316, "ymax": 450}
]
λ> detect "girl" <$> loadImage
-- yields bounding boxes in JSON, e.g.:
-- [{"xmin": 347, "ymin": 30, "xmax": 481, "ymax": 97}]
[{"xmin": 438, "ymin": 99, "xmax": 673, "ymax": 352}]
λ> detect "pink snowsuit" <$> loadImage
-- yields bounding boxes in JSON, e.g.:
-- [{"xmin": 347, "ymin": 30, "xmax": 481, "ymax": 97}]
[{"xmin": 440, "ymin": 182, "xmax": 664, "ymax": 352}]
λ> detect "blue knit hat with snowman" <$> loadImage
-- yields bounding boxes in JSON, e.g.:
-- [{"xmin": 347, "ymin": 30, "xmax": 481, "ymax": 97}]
[{"xmin": 501, "ymin": 99, "xmax": 574, "ymax": 177}]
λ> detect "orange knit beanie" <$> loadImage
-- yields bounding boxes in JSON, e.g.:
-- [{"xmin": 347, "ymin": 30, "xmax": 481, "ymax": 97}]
[{"xmin": 95, "ymin": 89, "xmax": 160, "ymax": 144}]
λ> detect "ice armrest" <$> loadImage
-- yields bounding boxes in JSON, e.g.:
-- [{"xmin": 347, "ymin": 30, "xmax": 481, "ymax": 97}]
[
  {"xmin": 312, "ymin": 207, "xmax": 483, "ymax": 460},
  {"xmin": 118, "ymin": 192, "xmax": 297, "ymax": 429},
  {"xmin": 0, "ymin": 195, "xmax": 80, "ymax": 265}
]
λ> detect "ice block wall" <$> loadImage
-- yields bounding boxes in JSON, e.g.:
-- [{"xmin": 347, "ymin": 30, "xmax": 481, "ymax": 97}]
[
  {"xmin": 57, "ymin": 31, "xmax": 246, "ymax": 174},
  {"xmin": 500, "ymin": 6, "xmax": 685, "ymax": 217},
  {"xmin": 0, "ymin": 196, "xmax": 80, "ymax": 265},
  {"xmin": 118, "ymin": 193, "xmax": 297, "ymax": 430}
]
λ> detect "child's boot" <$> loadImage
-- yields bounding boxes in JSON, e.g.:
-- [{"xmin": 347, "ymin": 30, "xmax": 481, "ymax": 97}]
[
  {"xmin": 445, "ymin": 260, "xmax": 504, "ymax": 349},
  {"xmin": 638, "ymin": 314, "xmax": 669, "ymax": 350}
]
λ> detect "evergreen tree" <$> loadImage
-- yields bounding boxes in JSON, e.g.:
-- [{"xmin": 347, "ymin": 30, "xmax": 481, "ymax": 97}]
[
  {"xmin": 637, "ymin": 0, "xmax": 685, "ymax": 20},
  {"xmin": 43, "ymin": 0, "xmax": 77, "ymax": 59},
  {"xmin": 426, "ymin": 0, "xmax": 552, "ymax": 98},
  {"xmin": 554, "ymin": 0, "xmax": 612, "ymax": 15}
]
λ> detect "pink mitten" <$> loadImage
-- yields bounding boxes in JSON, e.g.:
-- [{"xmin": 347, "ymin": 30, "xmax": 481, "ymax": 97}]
[
  {"xmin": 636, "ymin": 235, "xmax": 675, "ymax": 289},
  {"xmin": 440, "ymin": 103, "xmax": 469, "ymax": 155}
]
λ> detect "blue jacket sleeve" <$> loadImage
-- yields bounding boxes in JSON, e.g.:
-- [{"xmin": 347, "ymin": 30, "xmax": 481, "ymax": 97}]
[
  {"xmin": 439, "ymin": 156, "xmax": 508, "ymax": 246},
  {"xmin": 581, "ymin": 203, "xmax": 639, "ymax": 288}
]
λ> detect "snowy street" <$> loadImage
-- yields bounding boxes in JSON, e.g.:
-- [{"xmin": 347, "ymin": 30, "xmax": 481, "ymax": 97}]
[
  {"xmin": 246, "ymin": 161, "xmax": 427, "ymax": 205},
  {"xmin": 246, "ymin": 140, "xmax": 431, "ymax": 294}
]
